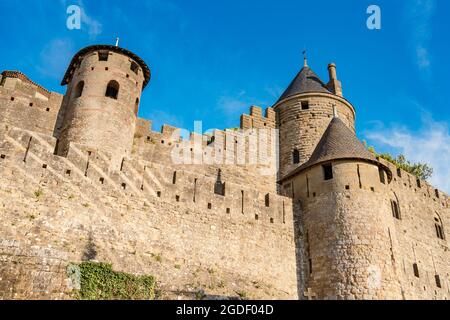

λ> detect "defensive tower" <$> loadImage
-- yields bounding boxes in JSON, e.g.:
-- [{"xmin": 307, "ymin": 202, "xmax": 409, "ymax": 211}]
[
  {"xmin": 274, "ymin": 59, "xmax": 355, "ymax": 179},
  {"xmin": 57, "ymin": 44, "xmax": 150, "ymax": 168}
]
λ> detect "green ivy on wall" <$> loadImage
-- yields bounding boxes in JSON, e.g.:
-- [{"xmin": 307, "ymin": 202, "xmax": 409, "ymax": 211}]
[{"xmin": 70, "ymin": 262, "xmax": 156, "ymax": 300}]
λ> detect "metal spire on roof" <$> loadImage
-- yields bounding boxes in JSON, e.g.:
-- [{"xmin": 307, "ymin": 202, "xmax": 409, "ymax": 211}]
[
  {"xmin": 303, "ymin": 50, "xmax": 308, "ymax": 67},
  {"xmin": 115, "ymin": 37, "xmax": 120, "ymax": 47}
]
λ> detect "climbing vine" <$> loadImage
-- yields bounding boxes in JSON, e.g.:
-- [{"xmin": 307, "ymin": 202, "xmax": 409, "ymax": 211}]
[{"xmin": 72, "ymin": 262, "xmax": 156, "ymax": 300}]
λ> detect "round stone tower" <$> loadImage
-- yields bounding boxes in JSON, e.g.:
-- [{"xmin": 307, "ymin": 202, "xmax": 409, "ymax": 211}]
[
  {"xmin": 282, "ymin": 116, "xmax": 404, "ymax": 299},
  {"xmin": 274, "ymin": 59, "xmax": 355, "ymax": 179},
  {"xmin": 58, "ymin": 44, "xmax": 151, "ymax": 167}
]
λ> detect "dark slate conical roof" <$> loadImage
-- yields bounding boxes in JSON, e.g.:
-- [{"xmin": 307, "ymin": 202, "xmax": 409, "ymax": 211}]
[
  {"xmin": 282, "ymin": 117, "xmax": 392, "ymax": 181},
  {"xmin": 277, "ymin": 66, "xmax": 331, "ymax": 103}
]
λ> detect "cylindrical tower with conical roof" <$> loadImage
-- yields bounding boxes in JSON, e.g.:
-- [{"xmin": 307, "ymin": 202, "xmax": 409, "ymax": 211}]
[
  {"xmin": 274, "ymin": 61, "xmax": 355, "ymax": 179},
  {"xmin": 282, "ymin": 115, "xmax": 404, "ymax": 299},
  {"xmin": 57, "ymin": 44, "xmax": 151, "ymax": 168}
]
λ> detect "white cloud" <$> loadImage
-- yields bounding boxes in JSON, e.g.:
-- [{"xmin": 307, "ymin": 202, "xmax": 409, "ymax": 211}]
[
  {"xmin": 37, "ymin": 38, "xmax": 74, "ymax": 79},
  {"xmin": 365, "ymin": 113, "xmax": 450, "ymax": 194},
  {"xmin": 405, "ymin": 0, "xmax": 436, "ymax": 73}
]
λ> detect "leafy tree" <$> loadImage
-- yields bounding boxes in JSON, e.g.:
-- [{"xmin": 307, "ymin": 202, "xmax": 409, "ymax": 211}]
[{"xmin": 363, "ymin": 141, "xmax": 433, "ymax": 181}]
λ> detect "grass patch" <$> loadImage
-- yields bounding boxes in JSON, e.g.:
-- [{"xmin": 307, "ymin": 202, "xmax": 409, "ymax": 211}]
[{"xmin": 71, "ymin": 262, "xmax": 156, "ymax": 300}]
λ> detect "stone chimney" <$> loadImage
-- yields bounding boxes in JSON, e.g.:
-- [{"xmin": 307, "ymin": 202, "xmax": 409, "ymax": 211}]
[{"xmin": 327, "ymin": 63, "xmax": 343, "ymax": 97}]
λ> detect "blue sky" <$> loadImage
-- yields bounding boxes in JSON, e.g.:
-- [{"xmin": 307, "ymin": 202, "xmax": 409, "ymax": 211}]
[{"xmin": 0, "ymin": 0, "xmax": 449, "ymax": 191}]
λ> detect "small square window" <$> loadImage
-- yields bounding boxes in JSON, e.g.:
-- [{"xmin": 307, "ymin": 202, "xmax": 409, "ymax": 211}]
[
  {"xmin": 98, "ymin": 51, "xmax": 109, "ymax": 61},
  {"xmin": 301, "ymin": 101, "xmax": 309, "ymax": 110},
  {"xmin": 10, "ymin": 97, "xmax": 15, "ymax": 101},
  {"xmin": 345, "ymin": 185, "xmax": 350, "ymax": 190},
  {"xmin": 66, "ymin": 170, "xmax": 71, "ymax": 175},
  {"xmin": 42, "ymin": 164, "xmax": 47, "ymax": 169},
  {"xmin": 0, "ymin": 154, "xmax": 6, "ymax": 159},
  {"xmin": 226, "ymin": 208, "xmax": 230, "ymax": 214},
  {"xmin": 29, "ymin": 103, "xmax": 33, "ymax": 107},
  {"xmin": 175, "ymin": 195, "xmax": 180, "ymax": 202},
  {"xmin": 255, "ymin": 214, "xmax": 259, "ymax": 220},
  {"xmin": 46, "ymin": 108, "xmax": 50, "ymax": 112}
]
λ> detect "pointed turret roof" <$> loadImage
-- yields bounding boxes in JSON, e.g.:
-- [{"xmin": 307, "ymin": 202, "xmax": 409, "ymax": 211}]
[
  {"xmin": 281, "ymin": 117, "xmax": 392, "ymax": 181},
  {"xmin": 277, "ymin": 66, "xmax": 331, "ymax": 103}
]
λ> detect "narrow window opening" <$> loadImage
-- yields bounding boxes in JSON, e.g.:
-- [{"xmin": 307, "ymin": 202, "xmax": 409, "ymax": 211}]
[
  {"xmin": 306, "ymin": 175, "xmax": 310, "ymax": 198},
  {"xmin": 172, "ymin": 171, "xmax": 177, "ymax": 184},
  {"xmin": 241, "ymin": 190, "xmax": 244, "ymax": 214},
  {"xmin": 121, "ymin": 183, "xmax": 126, "ymax": 190},
  {"xmin": 105, "ymin": 80, "xmax": 119, "ymax": 100},
  {"xmin": 323, "ymin": 164, "xmax": 333, "ymax": 181},
  {"xmin": 207, "ymin": 203, "xmax": 212, "ymax": 210},
  {"xmin": 130, "ymin": 61, "xmax": 139, "ymax": 74},
  {"xmin": 255, "ymin": 214, "xmax": 259, "ymax": 221},
  {"xmin": 99, "ymin": 177, "xmax": 104, "ymax": 184},
  {"xmin": 134, "ymin": 98, "xmax": 139, "ymax": 116},
  {"xmin": 417, "ymin": 179, "xmax": 421, "ymax": 188},
  {"xmin": 270, "ymin": 218, "xmax": 274, "ymax": 224},
  {"xmin": 157, "ymin": 191, "xmax": 161, "ymax": 198},
  {"xmin": 391, "ymin": 200, "xmax": 401, "ymax": 220},
  {"xmin": 308, "ymin": 259, "xmax": 313, "ymax": 275},
  {"xmin": 74, "ymin": 81, "xmax": 84, "ymax": 99},
  {"xmin": 282, "ymin": 201, "xmax": 286, "ymax": 224},
  {"xmin": 397, "ymin": 168, "xmax": 402, "ymax": 177},
  {"xmin": 265, "ymin": 193, "xmax": 270, "ymax": 207},
  {"xmin": 413, "ymin": 263, "xmax": 420, "ymax": 278},
  {"xmin": 175, "ymin": 195, "xmax": 180, "ymax": 202},
  {"xmin": 214, "ymin": 169, "xmax": 225, "ymax": 196},
  {"xmin": 293, "ymin": 149, "xmax": 300, "ymax": 164},
  {"xmin": 435, "ymin": 275, "xmax": 442, "ymax": 288},
  {"xmin": 226, "ymin": 208, "xmax": 230, "ymax": 214},
  {"xmin": 435, "ymin": 215, "xmax": 445, "ymax": 240},
  {"xmin": 357, "ymin": 165, "xmax": 362, "ymax": 189},
  {"xmin": 435, "ymin": 189, "xmax": 440, "ymax": 198},
  {"xmin": 379, "ymin": 167, "xmax": 386, "ymax": 184}
]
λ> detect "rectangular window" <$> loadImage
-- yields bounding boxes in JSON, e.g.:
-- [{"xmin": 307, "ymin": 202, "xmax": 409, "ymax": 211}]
[
  {"xmin": 435, "ymin": 275, "xmax": 442, "ymax": 288},
  {"xmin": 435, "ymin": 189, "xmax": 440, "ymax": 198},
  {"xmin": 379, "ymin": 167, "xmax": 385, "ymax": 184},
  {"xmin": 130, "ymin": 61, "xmax": 139, "ymax": 74},
  {"xmin": 265, "ymin": 194, "xmax": 270, "ymax": 207},
  {"xmin": 416, "ymin": 179, "xmax": 421, "ymax": 188},
  {"xmin": 391, "ymin": 200, "xmax": 401, "ymax": 220},
  {"xmin": 98, "ymin": 51, "xmax": 109, "ymax": 61},
  {"xmin": 397, "ymin": 168, "xmax": 402, "ymax": 177},
  {"xmin": 413, "ymin": 263, "xmax": 420, "ymax": 278},
  {"xmin": 301, "ymin": 101, "xmax": 309, "ymax": 110},
  {"xmin": 323, "ymin": 164, "xmax": 333, "ymax": 181}
]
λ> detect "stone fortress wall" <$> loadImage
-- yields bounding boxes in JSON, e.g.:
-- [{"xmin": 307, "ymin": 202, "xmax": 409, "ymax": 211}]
[
  {"xmin": 0, "ymin": 69, "xmax": 297, "ymax": 299},
  {"xmin": 0, "ymin": 46, "xmax": 449, "ymax": 300}
]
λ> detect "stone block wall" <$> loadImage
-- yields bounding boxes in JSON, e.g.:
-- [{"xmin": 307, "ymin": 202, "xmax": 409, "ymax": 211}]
[{"xmin": 0, "ymin": 124, "xmax": 297, "ymax": 300}]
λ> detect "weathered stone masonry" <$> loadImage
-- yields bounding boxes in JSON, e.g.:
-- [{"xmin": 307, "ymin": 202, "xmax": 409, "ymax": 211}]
[{"xmin": 0, "ymin": 45, "xmax": 449, "ymax": 300}]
